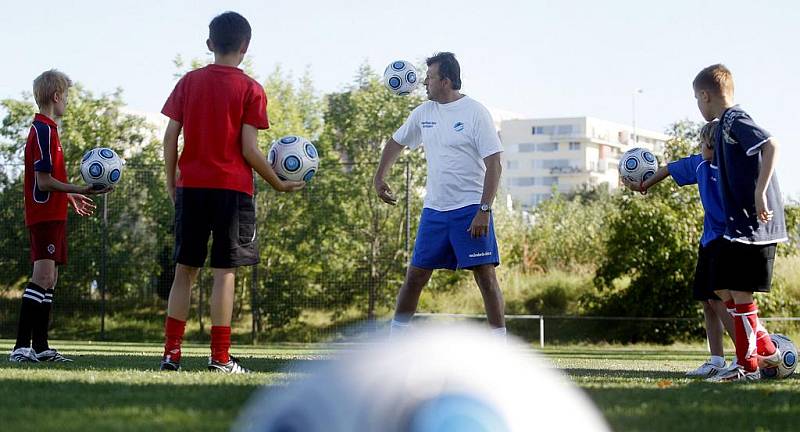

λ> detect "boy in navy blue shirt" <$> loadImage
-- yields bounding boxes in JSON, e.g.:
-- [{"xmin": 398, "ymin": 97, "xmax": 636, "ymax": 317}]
[
  {"xmin": 624, "ymin": 120, "xmax": 736, "ymax": 377},
  {"xmin": 693, "ymin": 64, "xmax": 786, "ymax": 382}
]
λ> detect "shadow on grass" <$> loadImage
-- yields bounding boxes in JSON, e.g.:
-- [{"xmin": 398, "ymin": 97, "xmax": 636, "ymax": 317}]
[
  {"xmin": 0, "ymin": 378, "xmax": 271, "ymax": 432},
  {"xmin": 0, "ymin": 354, "xmax": 324, "ymax": 373},
  {"xmin": 585, "ymin": 382, "xmax": 800, "ymax": 432},
  {"xmin": 564, "ymin": 367, "xmax": 687, "ymax": 380}
]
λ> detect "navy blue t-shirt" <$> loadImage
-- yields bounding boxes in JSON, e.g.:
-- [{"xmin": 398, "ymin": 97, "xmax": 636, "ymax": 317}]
[
  {"xmin": 668, "ymin": 154, "xmax": 726, "ymax": 246},
  {"xmin": 713, "ymin": 105, "xmax": 787, "ymax": 244}
]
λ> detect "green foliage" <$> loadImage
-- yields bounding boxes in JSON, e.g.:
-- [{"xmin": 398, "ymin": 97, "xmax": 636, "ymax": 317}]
[
  {"xmin": 527, "ymin": 185, "xmax": 613, "ymax": 272},
  {"xmin": 587, "ymin": 120, "xmax": 707, "ymax": 342}
]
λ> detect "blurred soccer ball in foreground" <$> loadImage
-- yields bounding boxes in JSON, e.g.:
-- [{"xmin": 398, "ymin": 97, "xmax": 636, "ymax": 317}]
[
  {"xmin": 618, "ymin": 147, "xmax": 658, "ymax": 185},
  {"xmin": 234, "ymin": 324, "xmax": 609, "ymax": 432},
  {"xmin": 80, "ymin": 147, "xmax": 124, "ymax": 190},
  {"xmin": 267, "ymin": 135, "xmax": 319, "ymax": 182},
  {"xmin": 383, "ymin": 60, "xmax": 419, "ymax": 96},
  {"xmin": 761, "ymin": 333, "xmax": 797, "ymax": 379}
]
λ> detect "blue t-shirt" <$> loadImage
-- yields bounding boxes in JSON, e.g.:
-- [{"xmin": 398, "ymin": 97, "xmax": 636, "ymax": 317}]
[
  {"xmin": 713, "ymin": 105, "xmax": 787, "ymax": 244},
  {"xmin": 668, "ymin": 154, "xmax": 726, "ymax": 246}
]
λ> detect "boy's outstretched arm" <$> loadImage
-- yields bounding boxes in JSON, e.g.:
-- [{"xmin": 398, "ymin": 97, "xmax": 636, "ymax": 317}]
[
  {"xmin": 755, "ymin": 138, "xmax": 779, "ymax": 222},
  {"xmin": 35, "ymin": 171, "xmax": 102, "ymax": 195},
  {"xmin": 241, "ymin": 124, "xmax": 305, "ymax": 193},
  {"xmin": 163, "ymin": 119, "xmax": 181, "ymax": 204},
  {"xmin": 621, "ymin": 165, "xmax": 670, "ymax": 194}
]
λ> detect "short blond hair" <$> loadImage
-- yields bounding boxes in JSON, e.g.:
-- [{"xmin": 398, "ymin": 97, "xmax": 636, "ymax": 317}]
[
  {"xmin": 33, "ymin": 69, "xmax": 72, "ymax": 108},
  {"xmin": 693, "ymin": 64, "xmax": 734, "ymax": 97},
  {"xmin": 700, "ymin": 119, "xmax": 719, "ymax": 149}
]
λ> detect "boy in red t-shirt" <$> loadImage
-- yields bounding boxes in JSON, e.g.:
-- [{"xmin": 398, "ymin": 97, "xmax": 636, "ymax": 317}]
[
  {"xmin": 9, "ymin": 70, "xmax": 106, "ymax": 363},
  {"xmin": 160, "ymin": 11, "xmax": 304, "ymax": 373}
]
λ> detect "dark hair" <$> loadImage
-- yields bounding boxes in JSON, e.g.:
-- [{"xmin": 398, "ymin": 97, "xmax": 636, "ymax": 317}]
[
  {"xmin": 209, "ymin": 11, "xmax": 252, "ymax": 54},
  {"xmin": 426, "ymin": 52, "xmax": 461, "ymax": 90},
  {"xmin": 693, "ymin": 64, "xmax": 734, "ymax": 97}
]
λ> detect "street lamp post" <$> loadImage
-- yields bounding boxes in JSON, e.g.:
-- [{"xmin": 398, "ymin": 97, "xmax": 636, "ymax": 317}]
[{"xmin": 632, "ymin": 88, "xmax": 643, "ymax": 145}]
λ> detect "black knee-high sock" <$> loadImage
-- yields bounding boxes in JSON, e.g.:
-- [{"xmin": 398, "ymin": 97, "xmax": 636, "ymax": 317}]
[
  {"xmin": 14, "ymin": 282, "xmax": 46, "ymax": 350},
  {"xmin": 32, "ymin": 288, "xmax": 53, "ymax": 353}
]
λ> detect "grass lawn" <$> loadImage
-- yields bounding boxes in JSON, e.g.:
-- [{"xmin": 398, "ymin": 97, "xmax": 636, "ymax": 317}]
[{"xmin": 2, "ymin": 340, "xmax": 798, "ymax": 431}]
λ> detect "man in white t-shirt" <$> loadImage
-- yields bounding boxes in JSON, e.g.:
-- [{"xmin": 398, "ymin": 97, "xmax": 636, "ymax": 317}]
[{"xmin": 373, "ymin": 52, "xmax": 506, "ymax": 337}]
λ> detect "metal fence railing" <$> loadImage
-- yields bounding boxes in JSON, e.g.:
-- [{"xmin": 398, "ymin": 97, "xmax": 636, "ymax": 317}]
[{"xmin": 0, "ymin": 160, "xmax": 423, "ymax": 343}]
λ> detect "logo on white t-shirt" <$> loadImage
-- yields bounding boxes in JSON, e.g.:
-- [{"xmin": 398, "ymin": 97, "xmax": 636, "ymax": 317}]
[
  {"xmin": 421, "ymin": 121, "xmax": 437, "ymax": 129},
  {"xmin": 453, "ymin": 121, "xmax": 464, "ymax": 132}
]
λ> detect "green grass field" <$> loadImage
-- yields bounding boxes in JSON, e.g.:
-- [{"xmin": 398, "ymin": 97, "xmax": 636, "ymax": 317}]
[{"xmin": 2, "ymin": 340, "xmax": 798, "ymax": 432}]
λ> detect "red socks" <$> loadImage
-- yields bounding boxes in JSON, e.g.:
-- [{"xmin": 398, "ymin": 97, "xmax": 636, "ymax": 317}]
[
  {"xmin": 210, "ymin": 326, "xmax": 231, "ymax": 364},
  {"xmin": 163, "ymin": 316, "xmax": 186, "ymax": 362},
  {"xmin": 732, "ymin": 303, "xmax": 776, "ymax": 372},
  {"xmin": 165, "ymin": 318, "xmax": 232, "ymax": 364}
]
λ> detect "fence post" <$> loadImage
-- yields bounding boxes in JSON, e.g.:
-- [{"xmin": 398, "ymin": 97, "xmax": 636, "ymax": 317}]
[
  {"xmin": 539, "ymin": 316, "xmax": 545, "ymax": 348},
  {"xmin": 99, "ymin": 193, "xmax": 107, "ymax": 340},
  {"xmin": 251, "ymin": 179, "xmax": 259, "ymax": 344},
  {"xmin": 404, "ymin": 158, "xmax": 411, "ymax": 259}
]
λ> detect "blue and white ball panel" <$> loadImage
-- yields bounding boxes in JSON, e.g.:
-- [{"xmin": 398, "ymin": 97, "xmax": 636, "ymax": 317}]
[{"xmin": 411, "ymin": 205, "xmax": 500, "ymax": 270}]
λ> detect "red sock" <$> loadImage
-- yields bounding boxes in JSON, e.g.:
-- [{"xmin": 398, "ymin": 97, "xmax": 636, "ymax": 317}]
[
  {"xmin": 210, "ymin": 326, "xmax": 231, "ymax": 364},
  {"xmin": 163, "ymin": 316, "xmax": 186, "ymax": 362},
  {"xmin": 733, "ymin": 303, "xmax": 762, "ymax": 372},
  {"xmin": 724, "ymin": 300, "xmax": 736, "ymax": 313}
]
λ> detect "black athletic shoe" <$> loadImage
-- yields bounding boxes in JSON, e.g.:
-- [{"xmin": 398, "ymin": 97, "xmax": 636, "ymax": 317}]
[
  {"xmin": 207, "ymin": 356, "xmax": 249, "ymax": 374},
  {"xmin": 160, "ymin": 356, "xmax": 181, "ymax": 371}
]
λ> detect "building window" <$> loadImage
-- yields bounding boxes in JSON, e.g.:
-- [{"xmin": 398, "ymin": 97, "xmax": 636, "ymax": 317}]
[
  {"xmin": 536, "ymin": 142, "xmax": 559, "ymax": 152},
  {"xmin": 533, "ymin": 125, "xmax": 576, "ymax": 136},
  {"xmin": 518, "ymin": 143, "xmax": 536, "ymax": 152},
  {"xmin": 538, "ymin": 176, "xmax": 558, "ymax": 186},
  {"xmin": 557, "ymin": 125, "xmax": 574, "ymax": 135},
  {"xmin": 506, "ymin": 160, "xmax": 520, "ymax": 170},
  {"xmin": 510, "ymin": 177, "xmax": 536, "ymax": 187},
  {"xmin": 569, "ymin": 142, "xmax": 581, "ymax": 151}
]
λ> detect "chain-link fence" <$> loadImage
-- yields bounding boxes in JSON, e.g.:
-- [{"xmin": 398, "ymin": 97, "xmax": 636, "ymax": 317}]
[{"xmin": 0, "ymin": 160, "xmax": 422, "ymax": 343}]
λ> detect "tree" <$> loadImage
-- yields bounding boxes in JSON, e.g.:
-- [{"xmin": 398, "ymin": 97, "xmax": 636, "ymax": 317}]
[
  {"xmin": 0, "ymin": 86, "xmax": 170, "ymax": 338},
  {"xmin": 588, "ymin": 120, "xmax": 705, "ymax": 343}
]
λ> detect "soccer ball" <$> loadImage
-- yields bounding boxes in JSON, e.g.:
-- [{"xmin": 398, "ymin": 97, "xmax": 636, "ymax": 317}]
[
  {"xmin": 233, "ymin": 325, "xmax": 609, "ymax": 432},
  {"xmin": 80, "ymin": 147, "xmax": 124, "ymax": 190},
  {"xmin": 267, "ymin": 135, "xmax": 319, "ymax": 182},
  {"xmin": 383, "ymin": 60, "xmax": 419, "ymax": 96},
  {"xmin": 760, "ymin": 334, "xmax": 797, "ymax": 379},
  {"xmin": 618, "ymin": 147, "xmax": 658, "ymax": 185}
]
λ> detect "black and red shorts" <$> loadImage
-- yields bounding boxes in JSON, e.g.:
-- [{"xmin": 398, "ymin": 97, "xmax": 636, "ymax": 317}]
[{"xmin": 28, "ymin": 220, "xmax": 67, "ymax": 264}]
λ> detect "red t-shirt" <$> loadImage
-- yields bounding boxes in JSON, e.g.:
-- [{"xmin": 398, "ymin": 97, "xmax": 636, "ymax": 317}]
[
  {"xmin": 161, "ymin": 64, "xmax": 269, "ymax": 195},
  {"xmin": 24, "ymin": 113, "xmax": 68, "ymax": 226}
]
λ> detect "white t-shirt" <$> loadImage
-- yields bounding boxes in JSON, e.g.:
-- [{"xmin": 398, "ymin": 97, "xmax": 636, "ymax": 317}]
[{"xmin": 392, "ymin": 96, "xmax": 503, "ymax": 211}]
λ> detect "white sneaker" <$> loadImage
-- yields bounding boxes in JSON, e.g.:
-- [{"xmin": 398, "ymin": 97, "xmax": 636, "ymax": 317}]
[
  {"xmin": 9, "ymin": 347, "xmax": 40, "ymax": 363},
  {"xmin": 35, "ymin": 348, "xmax": 73, "ymax": 362},
  {"xmin": 707, "ymin": 365, "xmax": 761, "ymax": 383},
  {"xmin": 685, "ymin": 361, "xmax": 726, "ymax": 377}
]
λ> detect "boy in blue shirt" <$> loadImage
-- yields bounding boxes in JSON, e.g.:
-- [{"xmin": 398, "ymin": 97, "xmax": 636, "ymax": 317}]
[
  {"xmin": 624, "ymin": 120, "xmax": 736, "ymax": 377},
  {"xmin": 693, "ymin": 64, "xmax": 786, "ymax": 382}
]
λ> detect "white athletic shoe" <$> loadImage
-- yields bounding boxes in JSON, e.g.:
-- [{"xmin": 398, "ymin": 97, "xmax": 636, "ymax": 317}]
[
  {"xmin": 707, "ymin": 365, "xmax": 761, "ymax": 383},
  {"xmin": 9, "ymin": 347, "xmax": 40, "ymax": 363},
  {"xmin": 35, "ymin": 348, "xmax": 73, "ymax": 362},
  {"xmin": 685, "ymin": 361, "xmax": 726, "ymax": 378}
]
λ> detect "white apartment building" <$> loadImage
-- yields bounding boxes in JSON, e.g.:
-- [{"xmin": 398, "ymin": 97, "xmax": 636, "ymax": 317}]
[{"xmin": 500, "ymin": 117, "xmax": 669, "ymax": 208}]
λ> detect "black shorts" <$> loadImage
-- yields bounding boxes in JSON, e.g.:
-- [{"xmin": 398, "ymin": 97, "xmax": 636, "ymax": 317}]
[
  {"xmin": 174, "ymin": 187, "xmax": 258, "ymax": 268},
  {"xmin": 718, "ymin": 240, "xmax": 776, "ymax": 293},
  {"xmin": 693, "ymin": 238, "xmax": 724, "ymax": 301}
]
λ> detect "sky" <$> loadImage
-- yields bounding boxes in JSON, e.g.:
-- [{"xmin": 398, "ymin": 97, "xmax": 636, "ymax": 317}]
[{"xmin": 2, "ymin": 0, "xmax": 798, "ymax": 198}]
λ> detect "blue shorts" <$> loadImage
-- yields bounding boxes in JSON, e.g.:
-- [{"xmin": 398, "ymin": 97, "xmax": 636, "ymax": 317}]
[{"xmin": 411, "ymin": 204, "xmax": 500, "ymax": 270}]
